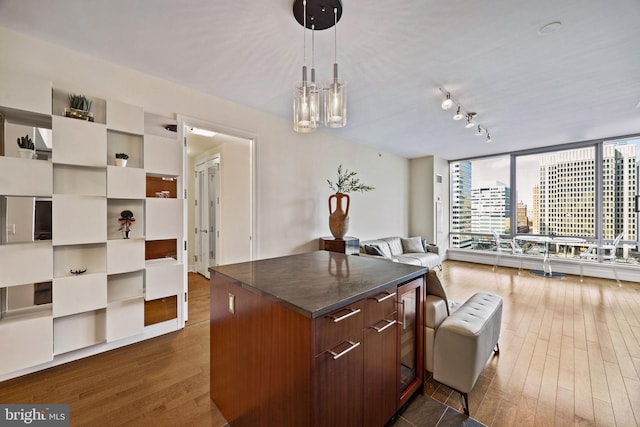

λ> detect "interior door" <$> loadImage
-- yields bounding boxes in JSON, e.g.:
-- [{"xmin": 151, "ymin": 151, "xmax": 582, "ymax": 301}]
[{"xmin": 195, "ymin": 157, "xmax": 220, "ymax": 278}]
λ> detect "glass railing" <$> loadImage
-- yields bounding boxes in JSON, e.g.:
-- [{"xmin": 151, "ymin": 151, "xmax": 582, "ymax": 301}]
[{"xmin": 450, "ymin": 233, "xmax": 639, "ymax": 265}]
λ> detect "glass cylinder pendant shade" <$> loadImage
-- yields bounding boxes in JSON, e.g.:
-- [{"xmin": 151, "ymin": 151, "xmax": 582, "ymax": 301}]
[
  {"xmin": 324, "ymin": 64, "xmax": 347, "ymax": 128},
  {"xmin": 293, "ymin": 66, "xmax": 319, "ymax": 133}
]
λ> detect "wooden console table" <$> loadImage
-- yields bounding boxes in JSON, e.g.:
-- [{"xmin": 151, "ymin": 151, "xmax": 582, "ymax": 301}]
[{"xmin": 319, "ymin": 236, "xmax": 360, "ymax": 255}]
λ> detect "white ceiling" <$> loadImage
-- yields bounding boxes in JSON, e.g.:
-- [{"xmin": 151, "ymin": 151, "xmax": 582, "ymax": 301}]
[{"xmin": 1, "ymin": 0, "xmax": 639, "ymax": 160}]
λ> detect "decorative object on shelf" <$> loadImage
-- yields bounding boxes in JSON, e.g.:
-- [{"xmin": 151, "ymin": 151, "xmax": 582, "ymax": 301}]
[
  {"xmin": 292, "ymin": 0, "xmax": 346, "ymax": 132},
  {"xmin": 16, "ymin": 134, "xmax": 35, "ymax": 159},
  {"xmin": 439, "ymin": 88, "xmax": 493, "ymax": 143},
  {"xmin": 70, "ymin": 268, "xmax": 87, "ymax": 275},
  {"xmin": 118, "ymin": 209, "xmax": 136, "ymax": 239},
  {"xmin": 65, "ymin": 93, "xmax": 94, "ymax": 122},
  {"xmin": 115, "ymin": 152, "xmax": 129, "ymax": 167},
  {"xmin": 326, "ymin": 165, "xmax": 374, "ymax": 239}
]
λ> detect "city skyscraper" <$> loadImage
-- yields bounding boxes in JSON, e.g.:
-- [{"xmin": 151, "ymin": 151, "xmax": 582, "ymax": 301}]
[
  {"xmin": 450, "ymin": 161, "xmax": 472, "ymax": 248},
  {"xmin": 537, "ymin": 144, "xmax": 637, "ymax": 240},
  {"xmin": 471, "ymin": 183, "xmax": 510, "ymax": 234}
]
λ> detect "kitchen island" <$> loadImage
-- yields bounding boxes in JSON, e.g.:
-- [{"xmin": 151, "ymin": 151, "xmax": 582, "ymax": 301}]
[{"xmin": 210, "ymin": 251, "xmax": 427, "ymax": 427}]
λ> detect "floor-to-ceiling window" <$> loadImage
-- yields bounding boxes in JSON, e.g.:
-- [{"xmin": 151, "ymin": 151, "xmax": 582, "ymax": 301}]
[
  {"xmin": 450, "ymin": 137, "xmax": 639, "ymax": 265},
  {"xmin": 450, "ymin": 155, "xmax": 510, "ymax": 251}
]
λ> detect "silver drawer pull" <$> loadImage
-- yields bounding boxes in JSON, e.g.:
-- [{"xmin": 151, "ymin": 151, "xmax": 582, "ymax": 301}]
[
  {"xmin": 328, "ymin": 307, "xmax": 361, "ymax": 323},
  {"xmin": 372, "ymin": 319, "xmax": 397, "ymax": 333},
  {"xmin": 375, "ymin": 292, "xmax": 396, "ymax": 303},
  {"xmin": 328, "ymin": 341, "xmax": 361, "ymax": 360}
]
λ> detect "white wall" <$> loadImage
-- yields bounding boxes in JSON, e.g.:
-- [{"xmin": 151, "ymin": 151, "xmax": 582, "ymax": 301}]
[
  {"xmin": 0, "ymin": 27, "xmax": 410, "ymax": 260},
  {"xmin": 409, "ymin": 156, "xmax": 450, "ymax": 250}
]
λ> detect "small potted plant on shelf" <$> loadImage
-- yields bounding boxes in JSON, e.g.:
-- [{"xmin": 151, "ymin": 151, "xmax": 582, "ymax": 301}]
[
  {"xmin": 65, "ymin": 93, "xmax": 94, "ymax": 122},
  {"xmin": 16, "ymin": 134, "xmax": 35, "ymax": 159},
  {"xmin": 118, "ymin": 210, "xmax": 135, "ymax": 239},
  {"xmin": 115, "ymin": 152, "xmax": 129, "ymax": 167}
]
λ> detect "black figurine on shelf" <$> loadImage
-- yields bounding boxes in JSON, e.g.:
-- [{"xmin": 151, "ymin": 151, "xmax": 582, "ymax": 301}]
[{"xmin": 118, "ymin": 210, "xmax": 136, "ymax": 239}]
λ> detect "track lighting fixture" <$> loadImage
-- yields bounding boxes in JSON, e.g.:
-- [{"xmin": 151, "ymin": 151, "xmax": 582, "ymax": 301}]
[
  {"xmin": 486, "ymin": 130, "xmax": 492, "ymax": 143},
  {"xmin": 439, "ymin": 88, "xmax": 493, "ymax": 143},
  {"xmin": 453, "ymin": 106, "xmax": 464, "ymax": 120},
  {"xmin": 441, "ymin": 92, "xmax": 453, "ymax": 110}
]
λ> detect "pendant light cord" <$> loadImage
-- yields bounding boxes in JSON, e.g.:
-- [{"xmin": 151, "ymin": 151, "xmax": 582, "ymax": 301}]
[
  {"xmin": 333, "ymin": 8, "xmax": 337, "ymax": 64},
  {"xmin": 303, "ymin": 1, "xmax": 307, "ymax": 68}
]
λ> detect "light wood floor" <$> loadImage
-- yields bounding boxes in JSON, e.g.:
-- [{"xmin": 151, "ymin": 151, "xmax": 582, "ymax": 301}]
[
  {"xmin": 425, "ymin": 261, "xmax": 640, "ymax": 427},
  {"xmin": 1, "ymin": 265, "xmax": 638, "ymax": 426}
]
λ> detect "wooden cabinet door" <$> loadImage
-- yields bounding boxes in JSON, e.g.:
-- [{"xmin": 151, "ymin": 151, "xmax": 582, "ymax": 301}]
[
  {"xmin": 313, "ymin": 339, "xmax": 364, "ymax": 427},
  {"xmin": 364, "ymin": 314, "xmax": 398, "ymax": 426}
]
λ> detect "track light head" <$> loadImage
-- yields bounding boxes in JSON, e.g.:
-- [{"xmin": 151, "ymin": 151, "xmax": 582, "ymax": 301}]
[
  {"xmin": 441, "ymin": 93, "xmax": 453, "ymax": 110},
  {"xmin": 465, "ymin": 113, "xmax": 476, "ymax": 128},
  {"xmin": 475, "ymin": 125, "xmax": 483, "ymax": 136},
  {"xmin": 453, "ymin": 106, "xmax": 464, "ymax": 120}
]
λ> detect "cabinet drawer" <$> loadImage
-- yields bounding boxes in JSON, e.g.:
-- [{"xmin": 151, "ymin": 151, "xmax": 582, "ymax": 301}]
[
  {"xmin": 314, "ymin": 301, "xmax": 363, "ymax": 354},
  {"xmin": 365, "ymin": 287, "xmax": 397, "ymax": 326}
]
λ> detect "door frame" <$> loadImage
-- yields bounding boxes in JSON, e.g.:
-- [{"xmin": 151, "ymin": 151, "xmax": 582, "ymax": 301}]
[{"xmin": 177, "ymin": 115, "xmax": 257, "ymax": 325}]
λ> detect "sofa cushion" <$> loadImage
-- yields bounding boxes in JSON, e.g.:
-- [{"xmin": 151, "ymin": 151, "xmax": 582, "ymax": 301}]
[
  {"xmin": 363, "ymin": 244, "xmax": 385, "ymax": 256},
  {"xmin": 359, "ymin": 239, "xmax": 393, "ymax": 258},
  {"xmin": 393, "ymin": 255, "xmax": 424, "ymax": 266},
  {"xmin": 382, "ymin": 237, "xmax": 404, "ymax": 256},
  {"xmin": 401, "ymin": 236, "xmax": 425, "ymax": 253}
]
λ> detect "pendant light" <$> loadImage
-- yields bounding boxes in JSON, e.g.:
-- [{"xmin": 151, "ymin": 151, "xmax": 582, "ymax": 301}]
[
  {"xmin": 293, "ymin": 1, "xmax": 317, "ymax": 133},
  {"xmin": 324, "ymin": 7, "xmax": 346, "ymax": 128}
]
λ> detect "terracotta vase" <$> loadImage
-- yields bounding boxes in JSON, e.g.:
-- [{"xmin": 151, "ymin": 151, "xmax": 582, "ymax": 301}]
[{"xmin": 328, "ymin": 192, "xmax": 350, "ymax": 239}]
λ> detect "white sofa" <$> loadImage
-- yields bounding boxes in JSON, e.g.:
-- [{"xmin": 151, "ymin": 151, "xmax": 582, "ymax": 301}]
[
  {"xmin": 424, "ymin": 270, "xmax": 503, "ymax": 415},
  {"xmin": 359, "ymin": 236, "xmax": 442, "ymax": 270}
]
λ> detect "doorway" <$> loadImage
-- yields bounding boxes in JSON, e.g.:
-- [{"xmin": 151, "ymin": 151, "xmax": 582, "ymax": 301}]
[{"xmin": 194, "ymin": 156, "xmax": 220, "ymax": 279}]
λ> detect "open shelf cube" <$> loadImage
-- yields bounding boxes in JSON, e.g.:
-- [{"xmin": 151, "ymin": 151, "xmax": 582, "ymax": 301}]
[
  {"xmin": 53, "ymin": 243, "xmax": 106, "ymax": 278},
  {"xmin": 107, "ymin": 270, "xmax": 144, "ymax": 302},
  {"xmin": 107, "ymin": 199, "xmax": 144, "ymax": 240}
]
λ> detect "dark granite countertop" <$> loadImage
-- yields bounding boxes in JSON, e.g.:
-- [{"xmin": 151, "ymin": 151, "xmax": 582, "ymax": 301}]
[{"xmin": 210, "ymin": 251, "xmax": 427, "ymax": 319}]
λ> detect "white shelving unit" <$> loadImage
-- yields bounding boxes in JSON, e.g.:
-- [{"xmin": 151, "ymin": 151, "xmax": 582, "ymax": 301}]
[{"xmin": 0, "ymin": 74, "xmax": 185, "ymax": 381}]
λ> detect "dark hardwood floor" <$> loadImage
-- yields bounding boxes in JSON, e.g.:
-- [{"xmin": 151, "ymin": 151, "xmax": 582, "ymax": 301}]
[{"xmin": 1, "ymin": 264, "xmax": 638, "ymax": 426}]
